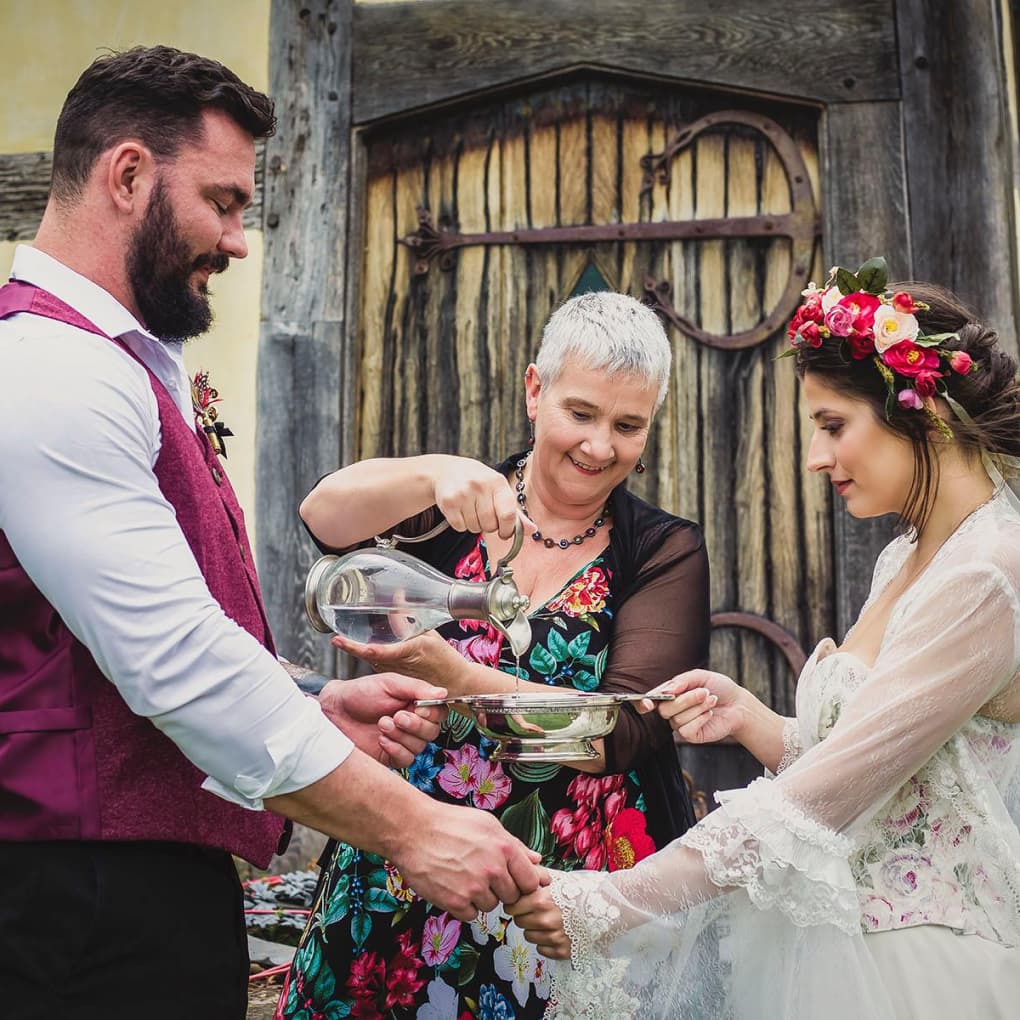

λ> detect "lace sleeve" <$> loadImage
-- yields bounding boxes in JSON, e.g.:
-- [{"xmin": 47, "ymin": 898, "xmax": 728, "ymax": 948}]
[
  {"xmin": 776, "ymin": 716, "xmax": 803, "ymax": 773},
  {"xmin": 545, "ymin": 558, "xmax": 1020, "ymax": 1016}
]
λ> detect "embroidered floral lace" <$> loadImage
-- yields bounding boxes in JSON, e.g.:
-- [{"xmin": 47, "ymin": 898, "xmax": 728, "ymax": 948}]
[{"xmin": 545, "ymin": 490, "xmax": 1020, "ymax": 1019}]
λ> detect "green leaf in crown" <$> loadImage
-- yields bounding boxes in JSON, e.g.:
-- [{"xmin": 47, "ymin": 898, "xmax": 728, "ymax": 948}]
[{"xmin": 855, "ymin": 256, "xmax": 888, "ymax": 294}]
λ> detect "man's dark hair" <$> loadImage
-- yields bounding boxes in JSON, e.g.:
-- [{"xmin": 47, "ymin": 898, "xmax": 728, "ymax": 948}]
[{"xmin": 51, "ymin": 45, "xmax": 276, "ymax": 201}]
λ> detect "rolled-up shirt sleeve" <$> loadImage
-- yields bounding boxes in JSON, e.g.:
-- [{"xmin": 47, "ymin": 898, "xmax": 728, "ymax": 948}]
[{"xmin": 0, "ymin": 326, "xmax": 352, "ymax": 809}]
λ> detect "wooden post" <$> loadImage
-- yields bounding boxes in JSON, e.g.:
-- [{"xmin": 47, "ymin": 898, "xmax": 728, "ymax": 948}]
[
  {"xmin": 258, "ymin": 0, "xmax": 354, "ymax": 675},
  {"xmin": 896, "ymin": 0, "xmax": 1019, "ymax": 355},
  {"xmin": 821, "ymin": 100, "xmax": 911, "ymax": 636}
]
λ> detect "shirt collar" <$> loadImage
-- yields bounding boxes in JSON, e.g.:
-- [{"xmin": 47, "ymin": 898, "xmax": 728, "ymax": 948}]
[
  {"xmin": 10, "ymin": 244, "xmax": 192, "ymax": 422},
  {"xmin": 10, "ymin": 244, "xmax": 158, "ymax": 342}
]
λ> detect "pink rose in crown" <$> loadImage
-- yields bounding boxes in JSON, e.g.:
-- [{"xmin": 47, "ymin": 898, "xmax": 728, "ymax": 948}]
[
  {"xmin": 891, "ymin": 291, "xmax": 920, "ymax": 314},
  {"xmin": 787, "ymin": 302, "xmax": 824, "ymax": 343},
  {"xmin": 847, "ymin": 333, "xmax": 877, "ymax": 360},
  {"xmin": 882, "ymin": 340, "xmax": 940, "ymax": 378},
  {"xmin": 798, "ymin": 321, "xmax": 823, "ymax": 347},
  {"xmin": 824, "ymin": 303, "xmax": 856, "ymax": 337},
  {"xmin": 949, "ymin": 350, "xmax": 973, "ymax": 374},
  {"xmin": 913, "ymin": 369, "xmax": 942, "ymax": 398},
  {"xmin": 873, "ymin": 305, "xmax": 920, "ymax": 353},
  {"xmin": 898, "ymin": 389, "xmax": 924, "ymax": 410},
  {"xmin": 839, "ymin": 292, "xmax": 881, "ymax": 337}
]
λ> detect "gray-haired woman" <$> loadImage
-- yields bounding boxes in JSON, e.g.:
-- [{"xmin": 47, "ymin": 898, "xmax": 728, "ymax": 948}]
[{"xmin": 278, "ymin": 291, "xmax": 710, "ymax": 1020}]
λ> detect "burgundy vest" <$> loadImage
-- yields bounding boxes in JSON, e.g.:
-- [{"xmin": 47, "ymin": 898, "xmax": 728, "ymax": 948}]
[{"xmin": 0, "ymin": 281, "xmax": 288, "ymax": 867}]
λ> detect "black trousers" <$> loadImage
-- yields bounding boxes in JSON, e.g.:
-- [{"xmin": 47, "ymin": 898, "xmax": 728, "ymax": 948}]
[{"xmin": 0, "ymin": 840, "xmax": 249, "ymax": 1020}]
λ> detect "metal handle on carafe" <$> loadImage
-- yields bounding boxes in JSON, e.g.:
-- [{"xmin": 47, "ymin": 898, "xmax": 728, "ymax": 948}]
[
  {"xmin": 381, "ymin": 517, "xmax": 532, "ymax": 657},
  {"xmin": 487, "ymin": 520, "xmax": 531, "ymax": 657}
]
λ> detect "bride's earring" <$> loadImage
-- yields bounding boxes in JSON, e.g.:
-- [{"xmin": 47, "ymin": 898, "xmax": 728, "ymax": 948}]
[{"xmin": 635, "ymin": 456, "xmax": 646, "ymax": 474}]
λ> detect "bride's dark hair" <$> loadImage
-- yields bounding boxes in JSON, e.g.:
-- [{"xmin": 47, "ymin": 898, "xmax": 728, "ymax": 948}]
[{"xmin": 795, "ymin": 282, "xmax": 1020, "ymax": 534}]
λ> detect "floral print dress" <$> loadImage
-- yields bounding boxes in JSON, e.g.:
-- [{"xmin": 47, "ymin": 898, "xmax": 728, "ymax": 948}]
[{"xmin": 278, "ymin": 534, "xmax": 666, "ymax": 1020}]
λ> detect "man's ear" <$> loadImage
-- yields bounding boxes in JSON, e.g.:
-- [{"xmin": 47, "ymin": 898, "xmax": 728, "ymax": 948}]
[{"xmin": 105, "ymin": 140, "xmax": 156, "ymax": 214}]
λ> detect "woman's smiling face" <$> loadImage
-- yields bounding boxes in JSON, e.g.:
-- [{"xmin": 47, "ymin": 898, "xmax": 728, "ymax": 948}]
[
  {"xmin": 803, "ymin": 372, "xmax": 917, "ymax": 519},
  {"xmin": 525, "ymin": 355, "xmax": 658, "ymax": 508}
]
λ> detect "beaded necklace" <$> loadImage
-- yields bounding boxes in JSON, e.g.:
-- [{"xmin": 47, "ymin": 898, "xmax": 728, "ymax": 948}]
[{"xmin": 514, "ymin": 454, "xmax": 610, "ymax": 549}]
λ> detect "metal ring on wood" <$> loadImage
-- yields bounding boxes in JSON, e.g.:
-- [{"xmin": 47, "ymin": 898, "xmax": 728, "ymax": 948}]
[
  {"xmin": 710, "ymin": 610, "xmax": 808, "ymax": 678},
  {"xmin": 640, "ymin": 110, "xmax": 819, "ymax": 350}
]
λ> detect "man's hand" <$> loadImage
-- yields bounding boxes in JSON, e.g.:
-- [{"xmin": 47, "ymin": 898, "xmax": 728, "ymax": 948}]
[
  {"xmin": 392, "ymin": 801, "xmax": 544, "ymax": 921},
  {"xmin": 505, "ymin": 881, "xmax": 571, "ymax": 959},
  {"xmin": 317, "ymin": 673, "xmax": 447, "ymax": 768}
]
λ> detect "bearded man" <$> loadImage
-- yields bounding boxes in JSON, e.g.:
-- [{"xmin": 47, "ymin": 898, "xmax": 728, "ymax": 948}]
[{"xmin": 0, "ymin": 46, "xmax": 540, "ymax": 1020}]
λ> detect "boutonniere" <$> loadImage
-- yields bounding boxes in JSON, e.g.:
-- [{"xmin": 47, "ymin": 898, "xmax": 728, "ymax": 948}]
[{"xmin": 191, "ymin": 369, "xmax": 234, "ymax": 458}]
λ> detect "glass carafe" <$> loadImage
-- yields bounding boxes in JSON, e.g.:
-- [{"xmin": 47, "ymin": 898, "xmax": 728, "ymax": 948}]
[{"xmin": 304, "ymin": 520, "xmax": 531, "ymax": 657}]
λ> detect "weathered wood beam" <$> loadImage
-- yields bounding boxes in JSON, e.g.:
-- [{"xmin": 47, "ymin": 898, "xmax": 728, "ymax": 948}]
[
  {"xmin": 896, "ymin": 0, "xmax": 1019, "ymax": 355},
  {"xmin": 256, "ymin": 0, "xmax": 354, "ymax": 675},
  {"xmin": 352, "ymin": 0, "xmax": 899, "ymax": 123},
  {"xmin": 821, "ymin": 100, "xmax": 911, "ymax": 635},
  {"xmin": 0, "ymin": 144, "xmax": 266, "ymax": 242}
]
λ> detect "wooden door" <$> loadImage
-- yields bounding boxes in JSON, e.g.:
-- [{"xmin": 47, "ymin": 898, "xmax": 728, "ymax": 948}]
[
  {"xmin": 257, "ymin": 0, "xmax": 1018, "ymax": 796},
  {"xmin": 353, "ymin": 79, "xmax": 825, "ymax": 790}
]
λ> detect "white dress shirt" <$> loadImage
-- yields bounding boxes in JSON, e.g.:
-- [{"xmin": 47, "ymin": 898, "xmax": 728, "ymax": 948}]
[{"xmin": 0, "ymin": 245, "xmax": 353, "ymax": 809}]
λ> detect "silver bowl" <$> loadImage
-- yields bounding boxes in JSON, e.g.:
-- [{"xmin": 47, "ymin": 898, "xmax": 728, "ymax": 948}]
[{"xmin": 415, "ymin": 691, "xmax": 674, "ymax": 762}]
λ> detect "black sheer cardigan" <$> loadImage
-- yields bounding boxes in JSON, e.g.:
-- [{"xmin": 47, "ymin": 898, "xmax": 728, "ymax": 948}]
[{"xmin": 305, "ymin": 453, "xmax": 711, "ymax": 841}]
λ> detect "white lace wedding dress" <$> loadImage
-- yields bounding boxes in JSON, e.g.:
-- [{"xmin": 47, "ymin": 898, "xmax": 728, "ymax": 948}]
[{"xmin": 546, "ymin": 489, "xmax": 1020, "ymax": 1018}]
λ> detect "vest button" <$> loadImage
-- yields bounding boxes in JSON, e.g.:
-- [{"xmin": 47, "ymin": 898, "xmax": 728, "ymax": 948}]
[{"xmin": 211, "ymin": 466, "xmax": 223, "ymax": 485}]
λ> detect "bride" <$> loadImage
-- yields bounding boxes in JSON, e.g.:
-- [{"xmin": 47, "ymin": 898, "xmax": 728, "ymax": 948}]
[{"xmin": 505, "ymin": 260, "xmax": 1020, "ymax": 1018}]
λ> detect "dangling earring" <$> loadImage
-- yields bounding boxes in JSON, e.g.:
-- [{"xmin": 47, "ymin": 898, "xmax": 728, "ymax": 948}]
[
  {"xmin": 635, "ymin": 456, "xmax": 646, "ymax": 474},
  {"xmin": 528, "ymin": 419, "xmax": 535, "ymax": 446}
]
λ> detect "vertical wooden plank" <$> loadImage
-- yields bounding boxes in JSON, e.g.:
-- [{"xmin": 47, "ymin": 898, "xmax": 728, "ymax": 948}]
[
  {"xmin": 357, "ymin": 167, "xmax": 396, "ymax": 460},
  {"xmin": 897, "ymin": 0, "xmax": 1019, "ymax": 355},
  {"xmin": 821, "ymin": 100, "xmax": 909, "ymax": 636},
  {"xmin": 502, "ymin": 103, "xmax": 535, "ymax": 453},
  {"xmin": 453, "ymin": 137, "xmax": 491, "ymax": 460},
  {"xmin": 258, "ymin": 0, "xmax": 353, "ymax": 674},
  {"xmin": 727, "ymin": 131, "xmax": 772, "ymax": 706}
]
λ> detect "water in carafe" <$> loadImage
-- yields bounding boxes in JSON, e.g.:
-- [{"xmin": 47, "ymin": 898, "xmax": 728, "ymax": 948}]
[{"xmin": 319, "ymin": 603, "xmax": 451, "ymax": 645}]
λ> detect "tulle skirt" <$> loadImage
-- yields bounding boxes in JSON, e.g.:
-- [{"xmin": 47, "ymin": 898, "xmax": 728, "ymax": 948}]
[{"xmin": 548, "ymin": 895, "xmax": 1020, "ymax": 1019}]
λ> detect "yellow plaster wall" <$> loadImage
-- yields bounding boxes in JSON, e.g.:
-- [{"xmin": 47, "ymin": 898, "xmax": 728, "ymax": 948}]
[{"xmin": 0, "ymin": 1, "xmax": 270, "ymax": 530}]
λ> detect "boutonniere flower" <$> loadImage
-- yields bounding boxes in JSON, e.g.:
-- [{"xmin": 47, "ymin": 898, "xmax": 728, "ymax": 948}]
[{"xmin": 191, "ymin": 369, "xmax": 234, "ymax": 457}]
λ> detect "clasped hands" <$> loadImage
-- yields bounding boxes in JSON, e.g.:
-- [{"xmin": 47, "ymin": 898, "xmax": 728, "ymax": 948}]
[{"xmin": 507, "ymin": 669, "xmax": 734, "ymax": 959}]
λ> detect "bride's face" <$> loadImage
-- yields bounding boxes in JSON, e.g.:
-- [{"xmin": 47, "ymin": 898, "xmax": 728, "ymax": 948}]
[{"xmin": 802, "ymin": 373, "xmax": 917, "ymax": 519}]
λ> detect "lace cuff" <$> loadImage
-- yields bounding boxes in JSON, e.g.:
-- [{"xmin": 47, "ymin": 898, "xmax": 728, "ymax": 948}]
[
  {"xmin": 547, "ymin": 870, "xmax": 642, "ymax": 1020},
  {"xmin": 680, "ymin": 777, "xmax": 859, "ymax": 933},
  {"xmin": 777, "ymin": 716, "xmax": 804, "ymax": 773}
]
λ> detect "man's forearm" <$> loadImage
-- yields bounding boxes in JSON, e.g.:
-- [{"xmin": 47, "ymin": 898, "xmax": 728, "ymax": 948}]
[{"xmin": 265, "ymin": 748, "xmax": 428, "ymax": 859}]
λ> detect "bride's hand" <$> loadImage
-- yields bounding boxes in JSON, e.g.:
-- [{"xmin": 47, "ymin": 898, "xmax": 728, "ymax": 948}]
[
  {"xmin": 637, "ymin": 669, "xmax": 744, "ymax": 744},
  {"xmin": 506, "ymin": 884, "xmax": 571, "ymax": 960}
]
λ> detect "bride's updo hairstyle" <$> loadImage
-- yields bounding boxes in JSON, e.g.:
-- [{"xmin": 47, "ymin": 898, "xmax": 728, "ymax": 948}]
[{"xmin": 793, "ymin": 280, "xmax": 1020, "ymax": 534}]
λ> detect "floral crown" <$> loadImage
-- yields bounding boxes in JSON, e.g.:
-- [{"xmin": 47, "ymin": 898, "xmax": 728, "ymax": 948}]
[{"xmin": 783, "ymin": 257, "xmax": 977, "ymax": 435}]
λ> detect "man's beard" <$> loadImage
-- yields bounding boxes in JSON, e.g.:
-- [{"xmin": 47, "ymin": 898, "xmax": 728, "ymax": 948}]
[{"xmin": 127, "ymin": 180, "xmax": 229, "ymax": 342}]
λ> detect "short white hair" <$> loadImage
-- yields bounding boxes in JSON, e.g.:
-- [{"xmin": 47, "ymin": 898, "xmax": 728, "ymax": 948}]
[{"xmin": 535, "ymin": 291, "xmax": 672, "ymax": 411}]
